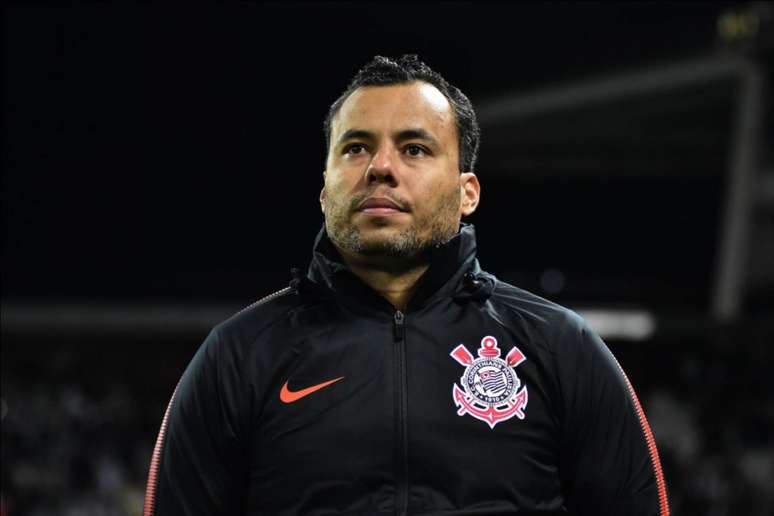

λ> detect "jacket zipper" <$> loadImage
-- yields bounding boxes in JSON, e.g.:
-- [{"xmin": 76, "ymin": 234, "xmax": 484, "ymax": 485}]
[{"xmin": 393, "ymin": 310, "xmax": 409, "ymax": 515}]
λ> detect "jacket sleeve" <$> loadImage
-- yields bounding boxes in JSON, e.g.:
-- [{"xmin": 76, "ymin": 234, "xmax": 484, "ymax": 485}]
[
  {"xmin": 143, "ymin": 328, "xmax": 249, "ymax": 516},
  {"xmin": 557, "ymin": 318, "xmax": 669, "ymax": 516}
]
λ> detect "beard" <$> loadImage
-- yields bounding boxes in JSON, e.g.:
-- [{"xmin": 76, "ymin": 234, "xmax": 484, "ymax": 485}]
[{"xmin": 324, "ymin": 184, "xmax": 461, "ymax": 264}]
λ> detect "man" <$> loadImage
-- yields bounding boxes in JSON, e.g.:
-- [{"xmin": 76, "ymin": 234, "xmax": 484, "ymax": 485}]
[{"xmin": 144, "ymin": 55, "xmax": 669, "ymax": 515}]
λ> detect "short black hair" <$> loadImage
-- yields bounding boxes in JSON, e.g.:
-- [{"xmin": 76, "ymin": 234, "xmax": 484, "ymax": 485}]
[{"xmin": 324, "ymin": 55, "xmax": 480, "ymax": 173}]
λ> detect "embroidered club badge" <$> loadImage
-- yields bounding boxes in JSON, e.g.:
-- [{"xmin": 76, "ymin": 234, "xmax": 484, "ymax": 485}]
[{"xmin": 450, "ymin": 335, "xmax": 528, "ymax": 429}]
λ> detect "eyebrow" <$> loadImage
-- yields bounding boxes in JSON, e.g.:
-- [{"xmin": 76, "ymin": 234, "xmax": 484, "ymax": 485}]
[
  {"xmin": 337, "ymin": 129, "xmax": 374, "ymax": 145},
  {"xmin": 337, "ymin": 128, "xmax": 440, "ymax": 147},
  {"xmin": 394, "ymin": 128, "xmax": 438, "ymax": 146}
]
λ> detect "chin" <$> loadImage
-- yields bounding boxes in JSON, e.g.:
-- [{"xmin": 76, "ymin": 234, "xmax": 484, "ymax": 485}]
[
  {"xmin": 361, "ymin": 223, "xmax": 407, "ymax": 239},
  {"xmin": 358, "ymin": 228, "xmax": 424, "ymax": 257}
]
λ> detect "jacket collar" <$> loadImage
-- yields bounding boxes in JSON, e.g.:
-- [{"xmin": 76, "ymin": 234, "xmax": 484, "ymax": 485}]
[{"xmin": 306, "ymin": 222, "xmax": 487, "ymax": 312}]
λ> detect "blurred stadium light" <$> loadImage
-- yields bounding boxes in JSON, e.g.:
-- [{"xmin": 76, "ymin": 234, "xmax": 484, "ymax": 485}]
[
  {"xmin": 577, "ymin": 308, "xmax": 657, "ymax": 341},
  {"xmin": 476, "ymin": 57, "xmax": 745, "ymax": 125},
  {"xmin": 1, "ymin": 303, "xmax": 655, "ymax": 342},
  {"xmin": 0, "ymin": 303, "xmax": 236, "ymax": 335}
]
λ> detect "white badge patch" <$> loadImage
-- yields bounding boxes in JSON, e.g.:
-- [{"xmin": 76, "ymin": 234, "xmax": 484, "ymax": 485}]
[{"xmin": 450, "ymin": 336, "xmax": 528, "ymax": 429}]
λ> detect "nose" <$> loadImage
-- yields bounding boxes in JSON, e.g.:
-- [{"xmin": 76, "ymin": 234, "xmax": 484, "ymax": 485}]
[{"xmin": 365, "ymin": 145, "xmax": 398, "ymax": 186}]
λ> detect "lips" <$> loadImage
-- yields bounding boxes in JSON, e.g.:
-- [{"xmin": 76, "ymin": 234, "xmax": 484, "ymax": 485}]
[{"xmin": 358, "ymin": 197, "xmax": 406, "ymax": 214}]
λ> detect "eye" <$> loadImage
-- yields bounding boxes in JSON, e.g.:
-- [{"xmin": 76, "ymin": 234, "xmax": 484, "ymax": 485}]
[
  {"xmin": 343, "ymin": 143, "xmax": 368, "ymax": 156},
  {"xmin": 405, "ymin": 144, "xmax": 428, "ymax": 157}
]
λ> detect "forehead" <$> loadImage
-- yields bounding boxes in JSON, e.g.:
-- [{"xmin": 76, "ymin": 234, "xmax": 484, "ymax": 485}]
[{"xmin": 331, "ymin": 81, "xmax": 456, "ymax": 141}]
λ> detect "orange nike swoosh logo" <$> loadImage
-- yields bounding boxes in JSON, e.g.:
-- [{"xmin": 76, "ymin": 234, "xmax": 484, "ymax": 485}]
[{"xmin": 279, "ymin": 376, "xmax": 345, "ymax": 403}]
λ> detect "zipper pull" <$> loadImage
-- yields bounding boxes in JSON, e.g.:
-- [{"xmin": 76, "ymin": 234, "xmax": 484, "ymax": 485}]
[{"xmin": 393, "ymin": 310, "xmax": 405, "ymax": 340}]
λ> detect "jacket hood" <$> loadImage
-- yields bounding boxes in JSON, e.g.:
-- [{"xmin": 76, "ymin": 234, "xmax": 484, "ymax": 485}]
[{"xmin": 301, "ymin": 222, "xmax": 495, "ymax": 311}]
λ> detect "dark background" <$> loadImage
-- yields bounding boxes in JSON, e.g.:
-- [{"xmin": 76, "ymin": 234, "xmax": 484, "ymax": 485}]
[
  {"xmin": 1, "ymin": 2, "xmax": 742, "ymax": 306},
  {"xmin": 2, "ymin": 2, "xmax": 773, "ymax": 515}
]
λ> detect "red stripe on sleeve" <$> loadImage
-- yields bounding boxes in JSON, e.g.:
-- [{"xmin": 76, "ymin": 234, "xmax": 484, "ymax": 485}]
[
  {"xmin": 610, "ymin": 357, "xmax": 671, "ymax": 516},
  {"xmin": 143, "ymin": 382, "xmax": 181, "ymax": 516}
]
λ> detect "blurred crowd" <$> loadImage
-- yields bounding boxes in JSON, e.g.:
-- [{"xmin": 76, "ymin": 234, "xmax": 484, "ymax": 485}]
[
  {"xmin": 639, "ymin": 336, "xmax": 774, "ymax": 515},
  {"xmin": 1, "ymin": 379, "xmax": 149, "ymax": 516},
  {"xmin": 2, "ymin": 330, "xmax": 773, "ymax": 515}
]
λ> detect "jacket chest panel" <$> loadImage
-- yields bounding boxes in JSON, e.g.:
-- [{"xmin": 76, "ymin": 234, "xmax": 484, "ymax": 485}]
[
  {"xmin": 403, "ymin": 306, "xmax": 563, "ymax": 511},
  {"xmin": 249, "ymin": 303, "xmax": 563, "ymax": 513},
  {"xmin": 251, "ymin": 314, "xmax": 397, "ymax": 514}
]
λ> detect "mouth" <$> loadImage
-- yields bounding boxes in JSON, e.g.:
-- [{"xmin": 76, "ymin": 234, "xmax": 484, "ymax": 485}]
[{"xmin": 357, "ymin": 196, "xmax": 407, "ymax": 215}]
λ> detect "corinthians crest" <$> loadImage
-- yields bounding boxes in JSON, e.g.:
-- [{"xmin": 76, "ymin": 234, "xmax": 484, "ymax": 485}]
[{"xmin": 450, "ymin": 335, "xmax": 528, "ymax": 429}]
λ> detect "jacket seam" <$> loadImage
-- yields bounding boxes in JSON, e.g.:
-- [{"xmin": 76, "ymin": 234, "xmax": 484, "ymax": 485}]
[
  {"xmin": 602, "ymin": 346, "xmax": 670, "ymax": 515},
  {"xmin": 142, "ymin": 380, "xmax": 182, "ymax": 516}
]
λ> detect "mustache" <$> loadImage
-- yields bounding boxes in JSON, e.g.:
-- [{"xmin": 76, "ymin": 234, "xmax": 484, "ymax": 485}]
[{"xmin": 349, "ymin": 190, "xmax": 411, "ymax": 212}]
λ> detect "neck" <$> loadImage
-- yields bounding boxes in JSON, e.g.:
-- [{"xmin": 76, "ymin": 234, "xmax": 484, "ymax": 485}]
[{"xmin": 335, "ymin": 248, "xmax": 429, "ymax": 311}]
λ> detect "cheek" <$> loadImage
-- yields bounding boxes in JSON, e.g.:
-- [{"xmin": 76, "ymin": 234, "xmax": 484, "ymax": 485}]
[
  {"xmin": 323, "ymin": 175, "xmax": 356, "ymax": 210},
  {"xmin": 323, "ymin": 172, "xmax": 345, "ymax": 196},
  {"xmin": 412, "ymin": 178, "xmax": 457, "ymax": 213},
  {"xmin": 327, "ymin": 167, "xmax": 362, "ymax": 191}
]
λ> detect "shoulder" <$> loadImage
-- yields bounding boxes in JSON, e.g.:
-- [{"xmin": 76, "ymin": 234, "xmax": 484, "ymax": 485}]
[
  {"xmin": 217, "ymin": 286, "xmax": 297, "ymax": 335},
  {"xmin": 487, "ymin": 277, "xmax": 591, "ymax": 352},
  {"xmin": 205, "ymin": 286, "xmax": 318, "ymax": 355},
  {"xmin": 489, "ymin": 278, "xmax": 586, "ymax": 332},
  {"xmin": 487, "ymin": 278, "xmax": 624, "ymax": 397}
]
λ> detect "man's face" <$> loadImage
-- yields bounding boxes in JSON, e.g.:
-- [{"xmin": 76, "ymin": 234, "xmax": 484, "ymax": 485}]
[{"xmin": 321, "ymin": 81, "xmax": 479, "ymax": 265}]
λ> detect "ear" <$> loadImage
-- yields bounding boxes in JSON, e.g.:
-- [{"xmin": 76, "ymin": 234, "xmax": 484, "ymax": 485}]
[
  {"xmin": 319, "ymin": 170, "xmax": 327, "ymax": 214},
  {"xmin": 459, "ymin": 172, "xmax": 480, "ymax": 217}
]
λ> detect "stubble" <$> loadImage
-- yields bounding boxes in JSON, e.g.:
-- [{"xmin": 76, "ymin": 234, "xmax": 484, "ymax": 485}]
[{"xmin": 324, "ymin": 184, "xmax": 461, "ymax": 263}]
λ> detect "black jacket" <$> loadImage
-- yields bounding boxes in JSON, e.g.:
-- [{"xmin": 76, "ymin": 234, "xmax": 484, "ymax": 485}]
[{"xmin": 144, "ymin": 224, "xmax": 669, "ymax": 516}]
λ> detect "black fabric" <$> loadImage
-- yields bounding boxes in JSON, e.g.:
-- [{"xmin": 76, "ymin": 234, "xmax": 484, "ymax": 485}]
[{"xmin": 148, "ymin": 223, "xmax": 668, "ymax": 515}]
